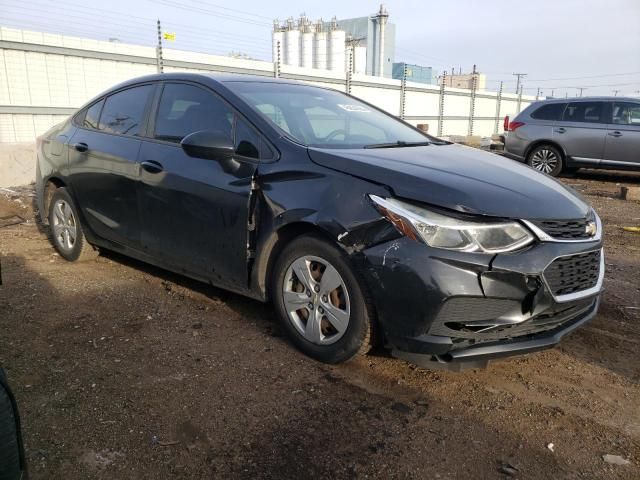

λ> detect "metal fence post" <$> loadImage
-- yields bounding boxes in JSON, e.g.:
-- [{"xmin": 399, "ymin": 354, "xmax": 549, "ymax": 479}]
[
  {"xmin": 437, "ymin": 72, "xmax": 446, "ymax": 136},
  {"xmin": 156, "ymin": 19, "xmax": 164, "ymax": 73},
  {"xmin": 400, "ymin": 63, "xmax": 407, "ymax": 119},
  {"xmin": 274, "ymin": 40, "xmax": 281, "ymax": 78},
  {"xmin": 494, "ymin": 81, "xmax": 503, "ymax": 134},
  {"xmin": 346, "ymin": 46, "xmax": 353, "ymax": 94},
  {"xmin": 468, "ymin": 76, "xmax": 477, "ymax": 136}
]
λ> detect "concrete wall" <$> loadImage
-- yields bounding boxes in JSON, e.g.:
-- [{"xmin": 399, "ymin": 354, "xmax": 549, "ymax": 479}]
[
  {"xmin": 0, "ymin": 143, "xmax": 36, "ymax": 188},
  {"xmin": 0, "ymin": 26, "xmax": 535, "ymax": 186}
]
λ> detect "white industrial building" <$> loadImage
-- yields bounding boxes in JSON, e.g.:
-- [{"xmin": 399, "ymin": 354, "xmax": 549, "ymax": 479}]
[{"xmin": 272, "ymin": 5, "xmax": 394, "ymax": 77}]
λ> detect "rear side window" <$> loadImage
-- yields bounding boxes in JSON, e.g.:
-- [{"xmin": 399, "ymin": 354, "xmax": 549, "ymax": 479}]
[
  {"xmin": 563, "ymin": 102, "xmax": 605, "ymax": 123},
  {"xmin": 83, "ymin": 100, "xmax": 104, "ymax": 129},
  {"xmin": 612, "ymin": 102, "xmax": 640, "ymax": 125},
  {"xmin": 530, "ymin": 103, "xmax": 566, "ymax": 121},
  {"xmin": 99, "ymin": 85, "xmax": 153, "ymax": 136},
  {"xmin": 154, "ymin": 83, "xmax": 233, "ymax": 143}
]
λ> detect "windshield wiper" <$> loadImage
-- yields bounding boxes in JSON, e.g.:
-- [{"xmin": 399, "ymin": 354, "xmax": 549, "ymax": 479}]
[{"xmin": 363, "ymin": 141, "xmax": 432, "ymax": 149}]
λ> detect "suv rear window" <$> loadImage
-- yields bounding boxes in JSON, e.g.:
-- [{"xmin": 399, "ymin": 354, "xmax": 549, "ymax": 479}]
[
  {"xmin": 530, "ymin": 103, "xmax": 566, "ymax": 121},
  {"xmin": 563, "ymin": 102, "xmax": 605, "ymax": 123}
]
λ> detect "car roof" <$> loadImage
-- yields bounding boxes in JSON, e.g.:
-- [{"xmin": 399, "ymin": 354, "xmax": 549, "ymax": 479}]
[
  {"xmin": 533, "ymin": 96, "xmax": 639, "ymax": 104},
  {"xmin": 105, "ymin": 72, "xmax": 306, "ymax": 92}
]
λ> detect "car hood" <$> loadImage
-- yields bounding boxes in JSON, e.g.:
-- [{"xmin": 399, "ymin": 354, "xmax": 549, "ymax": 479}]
[{"xmin": 308, "ymin": 144, "xmax": 589, "ymax": 220}]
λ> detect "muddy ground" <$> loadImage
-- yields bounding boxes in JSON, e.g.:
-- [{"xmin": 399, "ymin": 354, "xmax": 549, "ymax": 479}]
[{"xmin": 0, "ymin": 169, "xmax": 639, "ymax": 479}]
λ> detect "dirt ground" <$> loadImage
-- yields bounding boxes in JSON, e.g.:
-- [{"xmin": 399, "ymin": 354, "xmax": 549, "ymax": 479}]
[{"xmin": 0, "ymin": 169, "xmax": 639, "ymax": 480}]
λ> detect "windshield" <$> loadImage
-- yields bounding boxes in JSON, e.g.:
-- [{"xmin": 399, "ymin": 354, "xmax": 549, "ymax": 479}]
[{"xmin": 225, "ymin": 81, "xmax": 436, "ymax": 149}]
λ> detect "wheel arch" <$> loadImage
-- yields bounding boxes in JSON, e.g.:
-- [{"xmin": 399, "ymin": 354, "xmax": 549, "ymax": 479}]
[
  {"xmin": 42, "ymin": 176, "xmax": 67, "ymax": 224},
  {"xmin": 253, "ymin": 221, "xmax": 342, "ymax": 303}
]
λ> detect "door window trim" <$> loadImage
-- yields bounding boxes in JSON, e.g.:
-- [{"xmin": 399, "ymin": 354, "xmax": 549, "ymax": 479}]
[{"xmin": 146, "ymin": 80, "xmax": 279, "ymax": 162}]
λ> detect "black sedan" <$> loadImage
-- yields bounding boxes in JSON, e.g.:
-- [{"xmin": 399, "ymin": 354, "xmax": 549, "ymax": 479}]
[{"xmin": 36, "ymin": 73, "xmax": 604, "ymax": 370}]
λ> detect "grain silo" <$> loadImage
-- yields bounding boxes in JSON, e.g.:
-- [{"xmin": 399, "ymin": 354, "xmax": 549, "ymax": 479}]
[
  {"xmin": 283, "ymin": 18, "xmax": 300, "ymax": 67},
  {"xmin": 327, "ymin": 17, "xmax": 346, "ymax": 72},
  {"xmin": 313, "ymin": 20, "xmax": 328, "ymax": 70},
  {"xmin": 299, "ymin": 16, "xmax": 314, "ymax": 69}
]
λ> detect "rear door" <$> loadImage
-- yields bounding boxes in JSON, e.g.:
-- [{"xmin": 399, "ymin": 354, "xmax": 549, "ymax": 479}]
[
  {"xmin": 603, "ymin": 101, "xmax": 640, "ymax": 166},
  {"xmin": 137, "ymin": 81, "xmax": 272, "ymax": 289},
  {"xmin": 68, "ymin": 84, "xmax": 154, "ymax": 249},
  {"xmin": 555, "ymin": 101, "xmax": 608, "ymax": 164}
]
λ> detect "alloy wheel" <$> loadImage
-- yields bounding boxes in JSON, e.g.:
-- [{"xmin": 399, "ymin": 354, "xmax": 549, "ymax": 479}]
[
  {"xmin": 51, "ymin": 199, "xmax": 78, "ymax": 251},
  {"xmin": 282, "ymin": 255, "xmax": 350, "ymax": 345},
  {"xmin": 530, "ymin": 149, "xmax": 559, "ymax": 174}
]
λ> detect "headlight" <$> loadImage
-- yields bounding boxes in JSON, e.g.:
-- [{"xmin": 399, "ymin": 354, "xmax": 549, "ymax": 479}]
[{"xmin": 370, "ymin": 195, "xmax": 534, "ymax": 253}]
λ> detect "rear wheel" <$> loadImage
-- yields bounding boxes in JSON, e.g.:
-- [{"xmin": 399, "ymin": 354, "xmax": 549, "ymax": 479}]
[
  {"xmin": 272, "ymin": 235, "xmax": 374, "ymax": 364},
  {"xmin": 48, "ymin": 187, "xmax": 98, "ymax": 262},
  {"xmin": 527, "ymin": 144, "xmax": 563, "ymax": 177}
]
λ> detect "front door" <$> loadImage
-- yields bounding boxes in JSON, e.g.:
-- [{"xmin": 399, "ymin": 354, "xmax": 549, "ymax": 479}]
[
  {"xmin": 137, "ymin": 82, "xmax": 267, "ymax": 290},
  {"xmin": 68, "ymin": 84, "xmax": 154, "ymax": 249},
  {"xmin": 555, "ymin": 101, "xmax": 607, "ymax": 164},
  {"xmin": 603, "ymin": 101, "xmax": 640, "ymax": 166}
]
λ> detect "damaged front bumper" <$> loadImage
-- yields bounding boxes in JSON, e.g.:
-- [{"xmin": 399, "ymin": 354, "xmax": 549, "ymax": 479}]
[{"xmin": 358, "ymin": 237, "xmax": 604, "ymax": 370}]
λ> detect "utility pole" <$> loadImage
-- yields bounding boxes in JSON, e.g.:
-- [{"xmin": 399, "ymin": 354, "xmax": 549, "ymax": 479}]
[
  {"xmin": 513, "ymin": 73, "xmax": 527, "ymax": 94},
  {"xmin": 156, "ymin": 19, "xmax": 164, "ymax": 73},
  {"xmin": 516, "ymin": 84, "xmax": 523, "ymax": 113},
  {"xmin": 551, "ymin": 89, "xmax": 555, "ymax": 98},
  {"xmin": 536, "ymin": 87, "xmax": 540, "ymax": 100},
  {"xmin": 577, "ymin": 87, "xmax": 587, "ymax": 97},
  {"xmin": 613, "ymin": 90, "xmax": 620, "ymax": 96}
]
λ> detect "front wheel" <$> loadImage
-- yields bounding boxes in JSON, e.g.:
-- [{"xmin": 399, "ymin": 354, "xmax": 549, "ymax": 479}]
[
  {"xmin": 527, "ymin": 144, "xmax": 563, "ymax": 177},
  {"xmin": 272, "ymin": 235, "xmax": 374, "ymax": 364}
]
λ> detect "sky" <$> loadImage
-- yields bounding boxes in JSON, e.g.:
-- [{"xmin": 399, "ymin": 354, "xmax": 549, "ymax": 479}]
[{"xmin": 2, "ymin": 0, "xmax": 639, "ymax": 97}]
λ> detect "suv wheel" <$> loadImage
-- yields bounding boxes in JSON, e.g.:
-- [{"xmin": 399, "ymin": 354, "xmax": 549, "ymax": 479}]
[
  {"xmin": 272, "ymin": 235, "xmax": 374, "ymax": 364},
  {"xmin": 527, "ymin": 144, "xmax": 563, "ymax": 177}
]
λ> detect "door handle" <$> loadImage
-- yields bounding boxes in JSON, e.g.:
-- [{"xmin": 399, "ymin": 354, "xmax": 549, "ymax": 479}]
[
  {"xmin": 73, "ymin": 142, "xmax": 88, "ymax": 152},
  {"xmin": 141, "ymin": 160, "xmax": 164, "ymax": 174},
  {"xmin": 554, "ymin": 127, "xmax": 566, "ymax": 134},
  {"xmin": 608, "ymin": 131, "xmax": 623, "ymax": 137}
]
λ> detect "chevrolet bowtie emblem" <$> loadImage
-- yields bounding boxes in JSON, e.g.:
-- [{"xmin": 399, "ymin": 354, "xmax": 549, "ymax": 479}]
[{"xmin": 585, "ymin": 221, "xmax": 597, "ymax": 236}]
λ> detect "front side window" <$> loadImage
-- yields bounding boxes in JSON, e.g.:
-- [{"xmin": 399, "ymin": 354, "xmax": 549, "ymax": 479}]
[
  {"xmin": 612, "ymin": 102, "xmax": 640, "ymax": 125},
  {"xmin": 563, "ymin": 102, "xmax": 605, "ymax": 123},
  {"xmin": 154, "ymin": 83, "xmax": 233, "ymax": 143},
  {"xmin": 99, "ymin": 85, "xmax": 152, "ymax": 136},
  {"xmin": 225, "ymin": 81, "xmax": 432, "ymax": 149},
  {"xmin": 531, "ymin": 103, "xmax": 566, "ymax": 121}
]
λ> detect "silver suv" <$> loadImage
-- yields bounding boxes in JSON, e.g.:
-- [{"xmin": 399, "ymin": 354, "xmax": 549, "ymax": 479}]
[{"xmin": 504, "ymin": 97, "xmax": 640, "ymax": 176}]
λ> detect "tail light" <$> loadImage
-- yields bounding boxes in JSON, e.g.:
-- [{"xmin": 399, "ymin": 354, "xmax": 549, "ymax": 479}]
[
  {"xmin": 507, "ymin": 121, "xmax": 525, "ymax": 131},
  {"xmin": 504, "ymin": 116, "xmax": 525, "ymax": 131}
]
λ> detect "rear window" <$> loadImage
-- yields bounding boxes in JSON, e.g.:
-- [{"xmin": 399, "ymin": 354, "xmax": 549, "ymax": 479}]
[
  {"xmin": 563, "ymin": 102, "xmax": 605, "ymax": 123},
  {"xmin": 530, "ymin": 103, "xmax": 566, "ymax": 121},
  {"xmin": 99, "ymin": 85, "xmax": 153, "ymax": 136},
  {"xmin": 83, "ymin": 100, "xmax": 104, "ymax": 129}
]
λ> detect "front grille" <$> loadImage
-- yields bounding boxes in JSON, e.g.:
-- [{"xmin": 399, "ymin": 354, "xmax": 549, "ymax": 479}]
[
  {"xmin": 544, "ymin": 250, "xmax": 601, "ymax": 296},
  {"xmin": 531, "ymin": 218, "xmax": 591, "ymax": 239}
]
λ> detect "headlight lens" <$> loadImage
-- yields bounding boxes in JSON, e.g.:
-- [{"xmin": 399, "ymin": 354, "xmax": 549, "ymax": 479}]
[{"xmin": 370, "ymin": 195, "xmax": 534, "ymax": 253}]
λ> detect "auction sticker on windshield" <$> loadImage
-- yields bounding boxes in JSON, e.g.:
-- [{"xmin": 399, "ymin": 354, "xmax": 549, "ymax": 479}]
[{"xmin": 337, "ymin": 104, "xmax": 371, "ymax": 112}]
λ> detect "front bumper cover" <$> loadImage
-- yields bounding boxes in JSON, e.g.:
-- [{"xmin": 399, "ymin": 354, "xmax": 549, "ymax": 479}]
[{"xmin": 358, "ymin": 237, "xmax": 603, "ymax": 369}]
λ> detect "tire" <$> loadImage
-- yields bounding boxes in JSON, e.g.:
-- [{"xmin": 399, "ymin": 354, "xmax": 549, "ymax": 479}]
[
  {"xmin": 48, "ymin": 187, "xmax": 98, "ymax": 262},
  {"xmin": 0, "ymin": 377, "xmax": 22, "ymax": 480},
  {"xmin": 272, "ymin": 235, "xmax": 374, "ymax": 364},
  {"xmin": 527, "ymin": 144, "xmax": 563, "ymax": 177}
]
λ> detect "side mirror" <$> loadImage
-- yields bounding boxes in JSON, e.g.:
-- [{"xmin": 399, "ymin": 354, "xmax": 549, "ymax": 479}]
[{"xmin": 180, "ymin": 130, "xmax": 234, "ymax": 160}]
